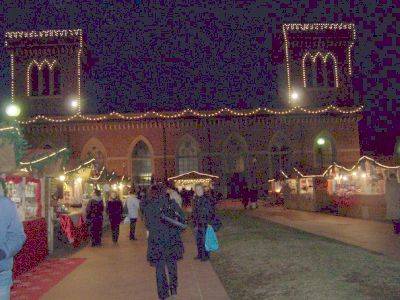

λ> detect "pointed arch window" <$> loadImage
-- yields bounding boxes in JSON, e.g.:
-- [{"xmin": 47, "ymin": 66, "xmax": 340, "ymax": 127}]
[
  {"xmin": 177, "ymin": 136, "xmax": 199, "ymax": 174},
  {"xmin": 30, "ymin": 65, "xmax": 39, "ymax": 96},
  {"xmin": 53, "ymin": 65, "xmax": 61, "ymax": 95},
  {"xmin": 325, "ymin": 56, "xmax": 336, "ymax": 88},
  {"xmin": 304, "ymin": 55, "xmax": 313, "ymax": 87},
  {"xmin": 132, "ymin": 140, "xmax": 153, "ymax": 186},
  {"xmin": 41, "ymin": 65, "xmax": 50, "ymax": 96},
  {"xmin": 315, "ymin": 55, "xmax": 325, "ymax": 87}
]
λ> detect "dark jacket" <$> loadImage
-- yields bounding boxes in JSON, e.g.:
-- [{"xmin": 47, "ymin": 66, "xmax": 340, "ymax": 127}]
[
  {"xmin": 106, "ymin": 199, "xmax": 123, "ymax": 225},
  {"xmin": 86, "ymin": 198, "xmax": 104, "ymax": 227},
  {"xmin": 192, "ymin": 195, "xmax": 214, "ymax": 228},
  {"xmin": 143, "ymin": 195, "xmax": 185, "ymax": 265}
]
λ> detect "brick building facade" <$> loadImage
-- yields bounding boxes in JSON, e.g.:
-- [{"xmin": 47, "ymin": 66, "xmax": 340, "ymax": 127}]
[{"xmin": 5, "ymin": 24, "xmax": 362, "ymax": 196}]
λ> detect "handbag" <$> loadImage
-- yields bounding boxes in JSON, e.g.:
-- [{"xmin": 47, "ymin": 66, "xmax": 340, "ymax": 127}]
[
  {"xmin": 205, "ymin": 225, "xmax": 219, "ymax": 252},
  {"xmin": 123, "ymin": 216, "xmax": 130, "ymax": 224}
]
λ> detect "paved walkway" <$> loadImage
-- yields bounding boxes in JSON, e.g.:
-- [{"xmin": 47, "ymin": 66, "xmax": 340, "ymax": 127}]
[
  {"xmin": 247, "ymin": 205, "xmax": 400, "ymax": 260},
  {"xmin": 42, "ymin": 220, "xmax": 229, "ymax": 300}
]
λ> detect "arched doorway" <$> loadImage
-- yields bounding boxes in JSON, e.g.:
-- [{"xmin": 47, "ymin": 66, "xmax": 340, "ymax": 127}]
[
  {"xmin": 132, "ymin": 140, "xmax": 153, "ymax": 186},
  {"xmin": 313, "ymin": 133, "xmax": 336, "ymax": 170}
]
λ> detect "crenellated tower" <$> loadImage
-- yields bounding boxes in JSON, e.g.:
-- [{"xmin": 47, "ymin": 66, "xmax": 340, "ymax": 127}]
[
  {"xmin": 282, "ymin": 23, "xmax": 356, "ymax": 107},
  {"xmin": 5, "ymin": 29, "xmax": 83, "ymax": 117}
]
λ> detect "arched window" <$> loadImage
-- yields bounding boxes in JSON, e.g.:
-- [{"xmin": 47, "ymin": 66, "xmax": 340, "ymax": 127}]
[
  {"xmin": 53, "ymin": 65, "xmax": 61, "ymax": 95},
  {"xmin": 270, "ymin": 136, "xmax": 290, "ymax": 178},
  {"xmin": 30, "ymin": 65, "xmax": 39, "ymax": 96},
  {"xmin": 314, "ymin": 134, "xmax": 335, "ymax": 169},
  {"xmin": 42, "ymin": 65, "xmax": 50, "ymax": 96},
  {"xmin": 224, "ymin": 135, "xmax": 247, "ymax": 174},
  {"xmin": 304, "ymin": 55, "xmax": 313, "ymax": 87},
  {"xmin": 177, "ymin": 136, "xmax": 199, "ymax": 174},
  {"xmin": 326, "ymin": 56, "xmax": 336, "ymax": 88},
  {"xmin": 132, "ymin": 140, "xmax": 152, "ymax": 186},
  {"xmin": 315, "ymin": 55, "xmax": 324, "ymax": 87}
]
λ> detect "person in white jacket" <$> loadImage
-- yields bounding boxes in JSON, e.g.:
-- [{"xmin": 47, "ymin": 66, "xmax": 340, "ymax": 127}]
[
  {"xmin": 126, "ymin": 187, "xmax": 140, "ymax": 240},
  {"xmin": 167, "ymin": 188, "xmax": 182, "ymax": 208}
]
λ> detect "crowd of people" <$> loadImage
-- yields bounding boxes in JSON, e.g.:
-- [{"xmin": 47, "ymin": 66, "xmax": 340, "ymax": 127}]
[{"xmin": 84, "ymin": 182, "xmax": 221, "ymax": 300}]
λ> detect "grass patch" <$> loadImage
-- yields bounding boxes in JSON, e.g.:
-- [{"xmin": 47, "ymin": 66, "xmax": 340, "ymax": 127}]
[{"xmin": 211, "ymin": 210, "xmax": 400, "ymax": 300}]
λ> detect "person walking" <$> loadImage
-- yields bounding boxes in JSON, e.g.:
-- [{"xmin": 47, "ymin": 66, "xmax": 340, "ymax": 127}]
[
  {"xmin": 142, "ymin": 184, "xmax": 186, "ymax": 300},
  {"xmin": 86, "ymin": 189, "xmax": 104, "ymax": 247},
  {"xmin": 385, "ymin": 173, "xmax": 400, "ymax": 234},
  {"xmin": 126, "ymin": 187, "xmax": 140, "ymax": 240},
  {"xmin": 107, "ymin": 192, "xmax": 123, "ymax": 244},
  {"xmin": 0, "ymin": 181, "xmax": 26, "ymax": 300},
  {"xmin": 192, "ymin": 184, "xmax": 215, "ymax": 261}
]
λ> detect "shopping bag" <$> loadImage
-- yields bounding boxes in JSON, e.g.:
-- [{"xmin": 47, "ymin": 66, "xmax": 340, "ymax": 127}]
[
  {"xmin": 205, "ymin": 225, "xmax": 219, "ymax": 252},
  {"xmin": 123, "ymin": 216, "xmax": 130, "ymax": 224}
]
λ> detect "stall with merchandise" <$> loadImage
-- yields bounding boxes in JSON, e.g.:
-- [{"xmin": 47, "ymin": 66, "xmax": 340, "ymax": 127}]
[{"xmin": 168, "ymin": 171, "xmax": 219, "ymax": 191}]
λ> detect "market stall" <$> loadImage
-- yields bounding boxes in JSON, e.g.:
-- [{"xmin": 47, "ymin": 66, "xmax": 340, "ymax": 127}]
[
  {"xmin": 325, "ymin": 157, "xmax": 400, "ymax": 220},
  {"xmin": 5, "ymin": 173, "xmax": 47, "ymax": 276}
]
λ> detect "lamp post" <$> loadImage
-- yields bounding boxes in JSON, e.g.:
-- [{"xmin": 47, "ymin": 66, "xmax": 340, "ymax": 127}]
[{"xmin": 316, "ymin": 137, "xmax": 326, "ymax": 170}]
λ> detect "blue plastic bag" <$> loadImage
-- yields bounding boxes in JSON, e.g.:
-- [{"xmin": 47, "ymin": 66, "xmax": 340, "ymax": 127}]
[{"xmin": 205, "ymin": 225, "xmax": 219, "ymax": 252}]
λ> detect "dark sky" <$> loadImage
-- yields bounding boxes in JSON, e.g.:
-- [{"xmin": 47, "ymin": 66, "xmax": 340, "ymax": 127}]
[{"xmin": 0, "ymin": 1, "xmax": 398, "ymax": 155}]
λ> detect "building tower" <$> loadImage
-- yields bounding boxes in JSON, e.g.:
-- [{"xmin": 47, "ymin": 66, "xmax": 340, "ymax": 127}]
[
  {"xmin": 5, "ymin": 29, "xmax": 83, "ymax": 117},
  {"xmin": 283, "ymin": 24, "xmax": 356, "ymax": 107}
]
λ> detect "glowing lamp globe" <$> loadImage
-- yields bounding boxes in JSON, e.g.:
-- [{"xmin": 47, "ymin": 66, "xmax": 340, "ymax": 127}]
[
  {"xmin": 59, "ymin": 175, "xmax": 66, "ymax": 182},
  {"xmin": 5, "ymin": 103, "xmax": 21, "ymax": 117},
  {"xmin": 290, "ymin": 91, "xmax": 299, "ymax": 101},
  {"xmin": 317, "ymin": 138, "xmax": 326, "ymax": 146},
  {"xmin": 70, "ymin": 100, "xmax": 79, "ymax": 109}
]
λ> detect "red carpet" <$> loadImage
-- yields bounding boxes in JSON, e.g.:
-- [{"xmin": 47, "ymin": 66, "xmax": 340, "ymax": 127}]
[{"xmin": 10, "ymin": 258, "xmax": 85, "ymax": 300}]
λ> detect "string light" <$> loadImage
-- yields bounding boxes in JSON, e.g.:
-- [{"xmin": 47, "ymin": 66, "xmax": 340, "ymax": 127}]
[
  {"xmin": 302, "ymin": 52, "xmax": 339, "ymax": 88},
  {"xmin": 77, "ymin": 49, "xmax": 82, "ymax": 113},
  {"xmin": 0, "ymin": 126, "xmax": 21, "ymax": 135},
  {"xmin": 10, "ymin": 53, "xmax": 15, "ymax": 102},
  {"xmin": 26, "ymin": 59, "xmax": 57, "ymax": 96},
  {"xmin": 283, "ymin": 23, "xmax": 355, "ymax": 97},
  {"xmin": 64, "ymin": 158, "xmax": 95, "ymax": 175},
  {"xmin": 16, "ymin": 105, "xmax": 363, "ymax": 125},
  {"xmin": 90, "ymin": 166, "xmax": 105, "ymax": 181},
  {"xmin": 5, "ymin": 29, "xmax": 82, "ymax": 40},
  {"xmin": 20, "ymin": 147, "xmax": 67, "ymax": 166},
  {"xmin": 167, "ymin": 171, "xmax": 219, "ymax": 181}
]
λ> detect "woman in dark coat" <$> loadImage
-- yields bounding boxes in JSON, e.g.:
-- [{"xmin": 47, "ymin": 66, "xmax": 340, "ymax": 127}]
[
  {"xmin": 142, "ymin": 184, "xmax": 186, "ymax": 300},
  {"xmin": 86, "ymin": 189, "xmax": 104, "ymax": 247},
  {"xmin": 106, "ymin": 191, "xmax": 123, "ymax": 244}
]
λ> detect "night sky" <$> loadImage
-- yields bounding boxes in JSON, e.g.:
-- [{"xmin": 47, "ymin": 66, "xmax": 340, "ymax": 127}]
[{"xmin": 0, "ymin": 1, "xmax": 398, "ymax": 155}]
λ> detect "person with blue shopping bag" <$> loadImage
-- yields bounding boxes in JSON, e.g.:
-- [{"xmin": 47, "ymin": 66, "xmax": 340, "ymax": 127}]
[
  {"xmin": 0, "ymin": 180, "xmax": 26, "ymax": 300},
  {"xmin": 192, "ymin": 184, "xmax": 222, "ymax": 262}
]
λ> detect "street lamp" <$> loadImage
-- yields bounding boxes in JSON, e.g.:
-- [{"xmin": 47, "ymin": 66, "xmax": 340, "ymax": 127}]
[
  {"xmin": 5, "ymin": 103, "xmax": 21, "ymax": 117},
  {"xmin": 58, "ymin": 175, "xmax": 66, "ymax": 182},
  {"xmin": 70, "ymin": 99, "xmax": 79, "ymax": 110},
  {"xmin": 317, "ymin": 138, "xmax": 326, "ymax": 146}
]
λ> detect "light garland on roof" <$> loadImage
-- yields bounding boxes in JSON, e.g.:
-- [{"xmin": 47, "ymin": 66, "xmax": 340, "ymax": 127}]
[
  {"xmin": 168, "ymin": 171, "xmax": 220, "ymax": 181},
  {"xmin": 64, "ymin": 158, "xmax": 95, "ymax": 175},
  {"xmin": 26, "ymin": 59, "xmax": 57, "ymax": 96},
  {"xmin": 282, "ymin": 23, "xmax": 356, "ymax": 97},
  {"xmin": 90, "ymin": 166, "xmax": 105, "ymax": 181},
  {"xmin": 77, "ymin": 49, "xmax": 82, "ymax": 113},
  {"xmin": 19, "ymin": 147, "xmax": 67, "ymax": 166},
  {"xmin": 17, "ymin": 105, "xmax": 363, "ymax": 125},
  {"xmin": 302, "ymin": 52, "xmax": 339, "ymax": 88},
  {"xmin": 290, "ymin": 156, "xmax": 400, "ymax": 180},
  {"xmin": 0, "ymin": 126, "xmax": 21, "ymax": 135}
]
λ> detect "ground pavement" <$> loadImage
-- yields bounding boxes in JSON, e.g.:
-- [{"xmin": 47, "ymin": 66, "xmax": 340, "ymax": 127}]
[
  {"xmin": 42, "ymin": 220, "xmax": 229, "ymax": 300},
  {"xmin": 246, "ymin": 205, "xmax": 400, "ymax": 260}
]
